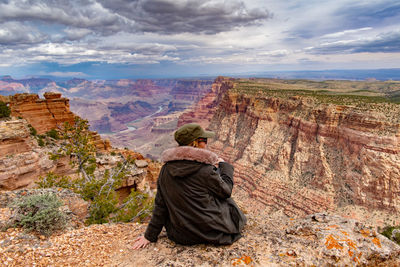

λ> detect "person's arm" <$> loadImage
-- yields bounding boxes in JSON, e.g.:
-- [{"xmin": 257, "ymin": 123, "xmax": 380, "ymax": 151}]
[
  {"xmin": 143, "ymin": 170, "xmax": 168, "ymax": 243},
  {"xmin": 133, "ymin": 168, "xmax": 168, "ymax": 249},
  {"xmin": 206, "ymin": 161, "xmax": 234, "ymax": 199}
]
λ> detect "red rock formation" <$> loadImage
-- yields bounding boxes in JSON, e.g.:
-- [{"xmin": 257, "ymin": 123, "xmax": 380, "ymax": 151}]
[
  {"xmin": 182, "ymin": 77, "xmax": 400, "ymax": 226},
  {"xmin": 177, "ymin": 76, "xmax": 233, "ymax": 128},
  {"xmin": 0, "ymin": 95, "xmax": 8, "ymax": 103},
  {"xmin": 171, "ymin": 80, "xmax": 213, "ymax": 101},
  {"xmin": 8, "ymin": 93, "xmax": 110, "ymax": 151},
  {"xmin": 0, "ymin": 119, "xmax": 73, "ymax": 190},
  {"xmin": 9, "ymin": 93, "xmax": 75, "ymax": 134}
]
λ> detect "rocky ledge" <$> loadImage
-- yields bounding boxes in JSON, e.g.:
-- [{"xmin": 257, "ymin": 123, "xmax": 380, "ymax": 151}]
[{"xmin": 1, "ymin": 206, "xmax": 399, "ymax": 266}]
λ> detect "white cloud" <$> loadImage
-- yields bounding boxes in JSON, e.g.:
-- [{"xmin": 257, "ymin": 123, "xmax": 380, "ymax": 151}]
[
  {"xmin": 45, "ymin": 71, "xmax": 89, "ymax": 77},
  {"xmin": 0, "ymin": 0, "xmax": 400, "ymax": 73},
  {"xmin": 321, "ymin": 27, "xmax": 373, "ymax": 38}
]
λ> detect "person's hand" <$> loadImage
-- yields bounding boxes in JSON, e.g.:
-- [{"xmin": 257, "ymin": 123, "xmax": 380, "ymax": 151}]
[{"xmin": 132, "ymin": 235, "xmax": 150, "ymax": 250}]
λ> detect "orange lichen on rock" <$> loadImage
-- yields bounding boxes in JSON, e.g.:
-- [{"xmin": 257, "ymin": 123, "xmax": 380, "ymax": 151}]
[
  {"xmin": 372, "ymin": 237, "xmax": 382, "ymax": 248},
  {"xmin": 360, "ymin": 229, "xmax": 370, "ymax": 237},
  {"xmin": 325, "ymin": 234, "xmax": 344, "ymax": 250},
  {"xmin": 232, "ymin": 255, "xmax": 253, "ymax": 266}
]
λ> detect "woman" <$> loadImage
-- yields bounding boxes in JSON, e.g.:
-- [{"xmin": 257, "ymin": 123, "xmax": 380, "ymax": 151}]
[{"xmin": 133, "ymin": 123, "xmax": 246, "ymax": 249}]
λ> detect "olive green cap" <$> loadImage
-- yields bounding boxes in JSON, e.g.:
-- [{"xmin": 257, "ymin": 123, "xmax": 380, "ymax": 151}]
[{"xmin": 174, "ymin": 123, "xmax": 215, "ymax": 146}]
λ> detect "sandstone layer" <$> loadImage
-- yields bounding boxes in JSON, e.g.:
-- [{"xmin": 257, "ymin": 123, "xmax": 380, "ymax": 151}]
[
  {"xmin": 8, "ymin": 93, "xmax": 111, "ymax": 151},
  {"xmin": 178, "ymin": 78, "xmax": 400, "ymax": 227},
  {"xmin": 0, "ymin": 119, "xmax": 72, "ymax": 190},
  {"xmin": 9, "ymin": 93, "xmax": 75, "ymax": 134},
  {"xmin": 177, "ymin": 76, "xmax": 234, "ymax": 129}
]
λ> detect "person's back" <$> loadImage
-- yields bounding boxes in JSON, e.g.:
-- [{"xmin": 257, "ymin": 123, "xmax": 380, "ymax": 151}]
[{"xmin": 133, "ymin": 123, "xmax": 246, "ymax": 249}]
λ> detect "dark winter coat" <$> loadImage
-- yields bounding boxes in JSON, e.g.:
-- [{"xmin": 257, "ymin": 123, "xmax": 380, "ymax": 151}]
[{"xmin": 144, "ymin": 146, "xmax": 247, "ymax": 245}]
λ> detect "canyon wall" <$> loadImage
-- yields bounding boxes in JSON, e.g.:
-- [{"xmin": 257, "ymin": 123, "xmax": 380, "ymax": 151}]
[
  {"xmin": 177, "ymin": 76, "xmax": 234, "ymax": 129},
  {"xmin": 9, "ymin": 92, "xmax": 75, "ymax": 134},
  {"xmin": 0, "ymin": 119, "xmax": 72, "ymax": 190},
  {"xmin": 8, "ymin": 93, "xmax": 110, "ymax": 151},
  {"xmin": 181, "ymin": 78, "xmax": 400, "ymax": 226},
  {"xmin": 0, "ymin": 93, "xmax": 115, "ymax": 190}
]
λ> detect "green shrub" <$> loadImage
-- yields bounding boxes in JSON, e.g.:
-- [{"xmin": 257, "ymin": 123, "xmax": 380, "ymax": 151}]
[
  {"xmin": 381, "ymin": 225, "xmax": 400, "ymax": 245},
  {"xmin": 114, "ymin": 190, "xmax": 154, "ymax": 223},
  {"xmin": 46, "ymin": 129, "xmax": 59, "ymax": 140},
  {"xmin": 37, "ymin": 136, "xmax": 45, "ymax": 147},
  {"xmin": 42, "ymin": 117, "xmax": 155, "ymax": 225},
  {"xmin": 36, "ymin": 170, "xmax": 154, "ymax": 225},
  {"xmin": 9, "ymin": 192, "xmax": 67, "ymax": 236},
  {"xmin": 86, "ymin": 191, "xmax": 119, "ymax": 224},
  {"xmin": 28, "ymin": 124, "xmax": 37, "ymax": 136},
  {"xmin": 36, "ymin": 172, "xmax": 72, "ymax": 189},
  {"xmin": 0, "ymin": 101, "xmax": 11, "ymax": 118}
]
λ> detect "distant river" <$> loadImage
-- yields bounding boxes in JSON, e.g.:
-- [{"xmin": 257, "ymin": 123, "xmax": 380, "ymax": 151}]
[{"xmin": 123, "ymin": 105, "xmax": 164, "ymax": 132}]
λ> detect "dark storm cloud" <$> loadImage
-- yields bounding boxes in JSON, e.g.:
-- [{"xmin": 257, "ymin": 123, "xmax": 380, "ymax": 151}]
[
  {"xmin": 0, "ymin": 0, "xmax": 128, "ymax": 36},
  {"xmin": 285, "ymin": 1, "xmax": 400, "ymax": 41},
  {"xmin": 99, "ymin": 43, "xmax": 177, "ymax": 55},
  {"xmin": 99, "ymin": 0, "xmax": 271, "ymax": 34},
  {"xmin": 0, "ymin": 22, "xmax": 46, "ymax": 45},
  {"xmin": 308, "ymin": 31, "xmax": 400, "ymax": 54},
  {"xmin": 335, "ymin": 1, "xmax": 400, "ymax": 29}
]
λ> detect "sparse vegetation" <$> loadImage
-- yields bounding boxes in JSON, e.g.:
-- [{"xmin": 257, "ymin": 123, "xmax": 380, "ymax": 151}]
[
  {"xmin": 46, "ymin": 129, "xmax": 59, "ymax": 140},
  {"xmin": 114, "ymin": 190, "xmax": 154, "ymax": 223},
  {"xmin": 233, "ymin": 79, "xmax": 400, "ymax": 105},
  {"xmin": 7, "ymin": 192, "xmax": 67, "ymax": 236},
  {"xmin": 231, "ymin": 79, "xmax": 400, "ymax": 125},
  {"xmin": 36, "ymin": 172, "xmax": 72, "ymax": 189},
  {"xmin": 28, "ymin": 124, "xmax": 37, "ymax": 136},
  {"xmin": 37, "ymin": 117, "xmax": 154, "ymax": 225},
  {"xmin": 381, "ymin": 225, "xmax": 400, "ymax": 245},
  {"xmin": 0, "ymin": 101, "xmax": 11, "ymax": 118},
  {"xmin": 37, "ymin": 136, "xmax": 45, "ymax": 147}
]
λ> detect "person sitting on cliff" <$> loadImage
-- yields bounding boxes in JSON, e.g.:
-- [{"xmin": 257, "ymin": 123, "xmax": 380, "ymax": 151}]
[{"xmin": 133, "ymin": 123, "xmax": 246, "ymax": 249}]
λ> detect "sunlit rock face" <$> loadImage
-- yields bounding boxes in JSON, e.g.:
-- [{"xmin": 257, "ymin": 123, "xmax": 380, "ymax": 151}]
[
  {"xmin": 179, "ymin": 77, "xmax": 400, "ymax": 227},
  {"xmin": 8, "ymin": 93, "xmax": 75, "ymax": 134},
  {"xmin": 0, "ymin": 119, "xmax": 59, "ymax": 190},
  {"xmin": 177, "ymin": 76, "xmax": 234, "ymax": 129}
]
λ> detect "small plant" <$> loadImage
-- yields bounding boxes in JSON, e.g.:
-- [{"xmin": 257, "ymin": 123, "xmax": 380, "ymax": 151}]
[
  {"xmin": 36, "ymin": 172, "xmax": 72, "ymax": 189},
  {"xmin": 114, "ymin": 190, "xmax": 154, "ymax": 223},
  {"xmin": 0, "ymin": 101, "xmax": 11, "ymax": 118},
  {"xmin": 28, "ymin": 124, "xmax": 37, "ymax": 136},
  {"xmin": 111, "ymin": 151, "xmax": 116, "ymax": 156},
  {"xmin": 8, "ymin": 192, "xmax": 67, "ymax": 236},
  {"xmin": 46, "ymin": 129, "xmax": 59, "ymax": 140},
  {"xmin": 37, "ymin": 136, "xmax": 45, "ymax": 147},
  {"xmin": 41, "ymin": 117, "xmax": 155, "ymax": 225},
  {"xmin": 381, "ymin": 225, "xmax": 400, "ymax": 245}
]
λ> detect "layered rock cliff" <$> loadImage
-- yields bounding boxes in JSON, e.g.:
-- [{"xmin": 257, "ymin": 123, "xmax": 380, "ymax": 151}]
[
  {"xmin": 180, "ymin": 77, "xmax": 400, "ymax": 227},
  {"xmin": 9, "ymin": 92, "xmax": 75, "ymax": 134},
  {"xmin": 0, "ymin": 93, "xmax": 161, "ymax": 190},
  {"xmin": 0, "ymin": 119, "xmax": 69, "ymax": 190},
  {"xmin": 7, "ymin": 93, "xmax": 111, "ymax": 151},
  {"xmin": 177, "ymin": 76, "xmax": 234, "ymax": 129}
]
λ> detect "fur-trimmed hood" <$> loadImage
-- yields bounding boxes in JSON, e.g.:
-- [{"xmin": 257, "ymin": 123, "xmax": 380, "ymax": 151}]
[{"xmin": 161, "ymin": 146, "xmax": 219, "ymax": 165}]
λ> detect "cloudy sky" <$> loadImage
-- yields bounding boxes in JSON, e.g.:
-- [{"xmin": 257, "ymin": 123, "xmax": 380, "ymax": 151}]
[{"xmin": 0, "ymin": 0, "xmax": 399, "ymax": 79}]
